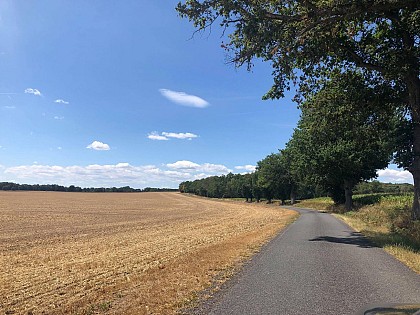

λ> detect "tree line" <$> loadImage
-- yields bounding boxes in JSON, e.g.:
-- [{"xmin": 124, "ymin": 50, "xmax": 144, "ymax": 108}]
[
  {"xmin": 179, "ymin": 172, "xmax": 412, "ymax": 205},
  {"xmin": 0, "ymin": 182, "xmax": 177, "ymax": 193},
  {"xmin": 177, "ymin": 0, "xmax": 420, "ymax": 219},
  {"xmin": 181, "ymin": 71, "xmax": 412, "ymax": 210}
]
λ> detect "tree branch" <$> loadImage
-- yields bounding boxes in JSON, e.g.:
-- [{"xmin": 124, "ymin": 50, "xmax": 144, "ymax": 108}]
[{"xmin": 339, "ymin": 44, "xmax": 385, "ymax": 73}]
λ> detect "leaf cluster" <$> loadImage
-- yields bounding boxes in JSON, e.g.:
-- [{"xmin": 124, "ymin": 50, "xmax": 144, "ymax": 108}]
[{"xmin": 177, "ymin": 0, "xmax": 420, "ymax": 101}]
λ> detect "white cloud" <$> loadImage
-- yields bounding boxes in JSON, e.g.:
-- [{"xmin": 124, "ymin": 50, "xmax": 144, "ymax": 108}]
[
  {"xmin": 148, "ymin": 131, "xmax": 198, "ymax": 141},
  {"xmin": 235, "ymin": 165, "xmax": 256, "ymax": 173},
  {"xmin": 162, "ymin": 132, "xmax": 198, "ymax": 140},
  {"xmin": 201, "ymin": 163, "xmax": 231, "ymax": 173},
  {"xmin": 147, "ymin": 132, "xmax": 169, "ymax": 141},
  {"xmin": 55, "ymin": 99, "xmax": 69, "ymax": 104},
  {"xmin": 3, "ymin": 163, "xmax": 194, "ymax": 188},
  {"xmin": 54, "ymin": 116, "xmax": 64, "ymax": 120},
  {"xmin": 377, "ymin": 168, "xmax": 413, "ymax": 184},
  {"xmin": 24, "ymin": 88, "xmax": 42, "ymax": 96},
  {"xmin": 166, "ymin": 160, "xmax": 231, "ymax": 174},
  {"xmin": 1, "ymin": 160, "xmax": 237, "ymax": 188},
  {"xmin": 3, "ymin": 106, "xmax": 15, "ymax": 109},
  {"xmin": 86, "ymin": 141, "xmax": 110, "ymax": 151},
  {"xmin": 159, "ymin": 89, "xmax": 209, "ymax": 108},
  {"xmin": 167, "ymin": 160, "xmax": 201, "ymax": 170}
]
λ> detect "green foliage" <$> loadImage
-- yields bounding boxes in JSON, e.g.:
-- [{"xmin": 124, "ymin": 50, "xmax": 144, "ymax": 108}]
[
  {"xmin": 0, "ymin": 182, "xmax": 176, "ymax": 193},
  {"xmin": 177, "ymin": 0, "xmax": 420, "ymax": 218},
  {"xmin": 256, "ymin": 153, "xmax": 293, "ymax": 203},
  {"xmin": 177, "ymin": 0, "xmax": 419, "ymax": 100},
  {"xmin": 355, "ymin": 181, "xmax": 414, "ymax": 195},
  {"xmin": 179, "ymin": 168, "xmax": 311, "ymax": 202},
  {"xmin": 285, "ymin": 72, "xmax": 403, "ymax": 208}
]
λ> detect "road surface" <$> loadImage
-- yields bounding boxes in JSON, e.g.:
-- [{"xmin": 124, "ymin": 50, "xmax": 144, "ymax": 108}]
[{"xmin": 189, "ymin": 207, "xmax": 420, "ymax": 315}]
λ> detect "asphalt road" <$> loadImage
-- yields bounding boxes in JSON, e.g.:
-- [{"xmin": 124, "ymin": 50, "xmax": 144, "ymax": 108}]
[{"xmin": 190, "ymin": 207, "xmax": 420, "ymax": 315}]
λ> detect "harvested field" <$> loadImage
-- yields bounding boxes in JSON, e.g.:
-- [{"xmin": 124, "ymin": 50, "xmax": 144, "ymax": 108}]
[{"xmin": 0, "ymin": 192, "xmax": 297, "ymax": 314}]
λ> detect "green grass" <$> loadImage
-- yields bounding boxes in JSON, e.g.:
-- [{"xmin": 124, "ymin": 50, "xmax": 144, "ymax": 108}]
[{"xmin": 295, "ymin": 194, "xmax": 420, "ymax": 274}]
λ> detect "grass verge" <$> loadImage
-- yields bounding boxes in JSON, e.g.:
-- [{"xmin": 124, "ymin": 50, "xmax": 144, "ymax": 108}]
[{"xmin": 296, "ymin": 194, "xmax": 420, "ymax": 274}]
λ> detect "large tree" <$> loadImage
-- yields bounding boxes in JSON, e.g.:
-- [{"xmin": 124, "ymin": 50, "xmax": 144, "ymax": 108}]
[
  {"xmin": 287, "ymin": 72, "xmax": 403, "ymax": 210},
  {"xmin": 257, "ymin": 152, "xmax": 296, "ymax": 204},
  {"xmin": 177, "ymin": 0, "xmax": 420, "ymax": 219}
]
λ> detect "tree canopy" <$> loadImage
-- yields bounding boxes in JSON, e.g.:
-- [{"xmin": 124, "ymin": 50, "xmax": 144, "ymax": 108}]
[
  {"xmin": 177, "ymin": 0, "xmax": 420, "ymax": 219},
  {"xmin": 287, "ymin": 71, "xmax": 403, "ymax": 209}
]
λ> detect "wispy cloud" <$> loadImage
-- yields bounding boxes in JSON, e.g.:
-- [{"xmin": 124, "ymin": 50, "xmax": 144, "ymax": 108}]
[
  {"xmin": 162, "ymin": 132, "xmax": 198, "ymax": 140},
  {"xmin": 147, "ymin": 132, "xmax": 169, "ymax": 141},
  {"xmin": 86, "ymin": 141, "xmax": 110, "ymax": 151},
  {"xmin": 148, "ymin": 131, "xmax": 198, "ymax": 141},
  {"xmin": 54, "ymin": 116, "xmax": 64, "ymax": 120},
  {"xmin": 377, "ymin": 168, "xmax": 413, "ymax": 184},
  {"xmin": 55, "ymin": 99, "xmax": 69, "ymax": 104},
  {"xmin": 24, "ymin": 88, "xmax": 42, "ymax": 96},
  {"xmin": 235, "ymin": 165, "xmax": 256, "ymax": 173},
  {"xmin": 3, "ymin": 106, "xmax": 16, "ymax": 109},
  {"xmin": 159, "ymin": 89, "xmax": 209, "ymax": 108}
]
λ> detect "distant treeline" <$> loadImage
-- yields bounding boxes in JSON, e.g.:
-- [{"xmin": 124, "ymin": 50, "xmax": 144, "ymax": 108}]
[
  {"xmin": 180, "ymin": 173, "xmax": 413, "ymax": 203},
  {"xmin": 0, "ymin": 182, "xmax": 178, "ymax": 193},
  {"xmin": 179, "ymin": 172, "xmax": 320, "ymax": 203},
  {"xmin": 353, "ymin": 181, "xmax": 413, "ymax": 195}
]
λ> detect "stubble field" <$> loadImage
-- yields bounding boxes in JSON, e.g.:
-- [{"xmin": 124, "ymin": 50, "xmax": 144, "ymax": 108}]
[{"xmin": 0, "ymin": 191, "xmax": 297, "ymax": 314}]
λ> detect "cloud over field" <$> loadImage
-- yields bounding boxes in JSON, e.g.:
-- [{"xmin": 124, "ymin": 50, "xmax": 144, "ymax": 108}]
[
  {"xmin": 235, "ymin": 165, "xmax": 256, "ymax": 173},
  {"xmin": 2, "ymin": 160, "xmax": 233, "ymax": 188},
  {"xmin": 167, "ymin": 160, "xmax": 231, "ymax": 173},
  {"xmin": 377, "ymin": 168, "xmax": 413, "ymax": 184}
]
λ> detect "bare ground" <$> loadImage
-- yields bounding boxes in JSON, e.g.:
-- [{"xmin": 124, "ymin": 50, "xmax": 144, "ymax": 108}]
[{"xmin": 0, "ymin": 192, "xmax": 297, "ymax": 314}]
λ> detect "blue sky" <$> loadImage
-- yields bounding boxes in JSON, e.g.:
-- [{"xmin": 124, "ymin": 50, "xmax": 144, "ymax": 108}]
[{"xmin": 0, "ymin": 1, "xmax": 412, "ymax": 188}]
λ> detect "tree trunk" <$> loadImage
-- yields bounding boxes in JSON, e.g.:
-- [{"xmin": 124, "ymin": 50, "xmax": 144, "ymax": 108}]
[
  {"xmin": 411, "ymin": 165, "xmax": 420, "ymax": 220},
  {"xmin": 290, "ymin": 185, "xmax": 296, "ymax": 205},
  {"xmin": 407, "ymin": 75, "xmax": 420, "ymax": 221},
  {"xmin": 409, "ymin": 121, "xmax": 420, "ymax": 220},
  {"xmin": 344, "ymin": 180, "xmax": 353, "ymax": 211}
]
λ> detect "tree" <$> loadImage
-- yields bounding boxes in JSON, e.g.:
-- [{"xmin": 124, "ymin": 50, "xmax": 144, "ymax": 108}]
[
  {"xmin": 177, "ymin": 0, "xmax": 420, "ymax": 219},
  {"xmin": 286, "ymin": 72, "xmax": 402, "ymax": 210},
  {"xmin": 257, "ymin": 153, "xmax": 293, "ymax": 204}
]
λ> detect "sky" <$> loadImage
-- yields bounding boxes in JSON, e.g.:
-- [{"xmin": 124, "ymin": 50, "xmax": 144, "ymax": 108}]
[{"xmin": 0, "ymin": 1, "xmax": 413, "ymax": 188}]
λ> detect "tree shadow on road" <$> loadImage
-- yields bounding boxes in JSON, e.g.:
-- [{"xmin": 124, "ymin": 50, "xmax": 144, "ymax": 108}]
[
  {"xmin": 309, "ymin": 232, "xmax": 379, "ymax": 248},
  {"xmin": 360, "ymin": 304, "xmax": 420, "ymax": 315}
]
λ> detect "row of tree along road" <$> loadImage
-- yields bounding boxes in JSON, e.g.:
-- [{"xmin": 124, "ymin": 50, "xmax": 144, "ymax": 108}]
[{"xmin": 176, "ymin": 0, "xmax": 420, "ymax": 220}]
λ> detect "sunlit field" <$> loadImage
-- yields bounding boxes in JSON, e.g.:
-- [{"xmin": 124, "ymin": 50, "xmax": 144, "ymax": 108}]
[{"xmin": 0, "ymin": 191, "xmax": 297, "ymax": 314}]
